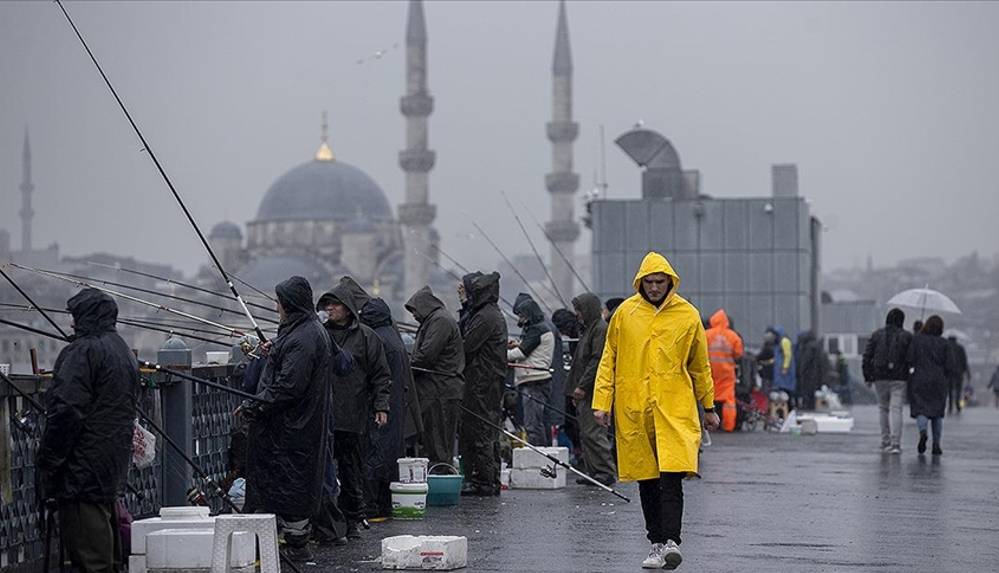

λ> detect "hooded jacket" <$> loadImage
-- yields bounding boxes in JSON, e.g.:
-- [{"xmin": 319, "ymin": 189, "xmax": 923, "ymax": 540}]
[
  {"xmin": 244, "ymin": 276, "xmax": 332, "ymax": 517},
  {"xmin": 406, "ymin": 286, "xmax": 465, "ymax": 401},
  {"xmin": 508, "ymin": 293, "xmax": 555, "ymax": 386},
  {"xmin": 461, "ymin": 272, "xmax": 508, "ymax": 391},
  {"xmin": 906, "ymin": 332, "xmax": 957, "ymax": 419},
  {"xmin": 37, "ymin": 289, "xmax": 138, "ymax": 503},
  {"xmin": 458, "ymin": 272, "xmax": 483, "ymax": 335},
  {"xmin": 769, "ymin": 326, "xmax": 796, "ymax": 392},
  {"xmin": 566, "ymin": 293, "xmax": 606, "ymax": 397},
  {"xmin": 705, "ymin": 309, "xmax": 744, "ymax": 401},
  {"xmin": 795, "ymin": 330, "xmax": 829, "ymax": 397},
  {"xmin": 592, "ymin": 252, "xmax": 714, "ymax": 480},
  {"xmin": 317, "ymin": 282, "xmax": 392, "ymax": 434},
  {"xmin": 862, "ymin": 312, "xmax": 912, "ymax": 382}
]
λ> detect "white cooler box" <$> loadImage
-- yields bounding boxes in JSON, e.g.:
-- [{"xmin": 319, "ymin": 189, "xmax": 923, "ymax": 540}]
[
  {"xmin": 382, "ymin": 535, "xmax": 467, "ymax": 570},
  {"xmin": 512, "ymin": 446, "xmax": 569, "ymax": 469}
]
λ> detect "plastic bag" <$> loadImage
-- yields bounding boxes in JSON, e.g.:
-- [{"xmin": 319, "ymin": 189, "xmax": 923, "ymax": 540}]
[{"xmin": 132, "ymin": 419, "xmax": 157, "ymax": 469}]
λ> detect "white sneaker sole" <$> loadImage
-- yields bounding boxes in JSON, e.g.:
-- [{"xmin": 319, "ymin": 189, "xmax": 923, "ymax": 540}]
[{"xmin": 641, "ymin": 559, "xmax": 665, "ymax": 569}]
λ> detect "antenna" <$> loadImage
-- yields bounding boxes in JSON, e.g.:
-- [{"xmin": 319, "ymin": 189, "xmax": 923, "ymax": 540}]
[{"xmin": 599, "ymin": 123, "xmax": 609, "ymax": 198}]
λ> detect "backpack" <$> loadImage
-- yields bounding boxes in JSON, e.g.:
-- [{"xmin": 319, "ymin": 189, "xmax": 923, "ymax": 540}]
[{"xmin": 873, "ymin": 327, "xmax": 905, "ymax": 376}]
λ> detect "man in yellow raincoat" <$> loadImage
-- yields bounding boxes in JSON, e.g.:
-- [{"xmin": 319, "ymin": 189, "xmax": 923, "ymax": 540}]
[{"xmin": 592, "ymin": 252, "xmax": 718, "ymax": 570}]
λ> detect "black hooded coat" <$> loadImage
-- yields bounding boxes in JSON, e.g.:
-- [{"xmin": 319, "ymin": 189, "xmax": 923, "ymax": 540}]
[
  {"xmin": 244, "ymin": 276, "xmax": 333, "ymax": 518},
  {"xmin": 795, "ymin": 330, "xmax": 829, "ymax": 407},
  {"xmin": 37, "ymin": 289, "xmax": 138, "ymax": 503},
  {"xmin": 567, "ymin": 293, "xmax": 607, "ymax": 396},
  {"xmin": 406, "ymin": 286, "xmax": 465, "ymax": 402},
  {"xmin": 317, "ymin": 283, "xmax": 392, "ymax": 434},
  {"xmin": 907, "ymin": 333, "xmax": 957, "ymax": 419}
]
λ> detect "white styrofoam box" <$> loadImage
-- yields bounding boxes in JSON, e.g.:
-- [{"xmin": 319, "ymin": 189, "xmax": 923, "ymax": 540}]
[
  {"xmin": 511, "ymin": 446, "xmax": 569, "ymax": 470},
  {"xmin": 146, "ymin": 528, "xmax": 255, "ymax": 569},
  {"xmin": 132, "ymin": 517, "xmax": 214, "ymax": 554},
  {"xmin": 381, "ymin": 535, "xmax": 467, "ymax": 570},
  {"xmin": 796, "ymin": 414, "xmax": 854, "ymax": 433},
  {"xmin": 205, "ymin": 351, "xmax": 231, "ymax": 365},
  {"xmin": 128, "ymin": 554, "xmax": 147, "ymax": 573},
  {"xmin": 509, "ymin": 467, "xmax": 566, "ymax": 490}
]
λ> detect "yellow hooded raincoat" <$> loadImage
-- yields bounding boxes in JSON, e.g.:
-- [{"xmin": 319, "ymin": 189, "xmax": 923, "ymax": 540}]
[{"xmin": 592, "ymin": 252, "xmax": 714, "ymax": 481}]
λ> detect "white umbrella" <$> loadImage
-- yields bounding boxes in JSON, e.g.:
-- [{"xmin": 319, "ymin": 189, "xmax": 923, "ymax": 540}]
[{"xmin": 887, "ymin": 287, "xmax": 962, "ymax": 318}]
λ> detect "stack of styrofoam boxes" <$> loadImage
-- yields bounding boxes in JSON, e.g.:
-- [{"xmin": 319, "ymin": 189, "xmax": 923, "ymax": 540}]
[
  {"xmin": 509, "ymin": 447, "xmax": 568, "ymax": 489},
  {"xmin": 130, "ymin": 507, "xmax": 256, "ymax": 573},
  {"xmin": 381, "ymin": 535, "xmax": 468, "ymax": 570}
]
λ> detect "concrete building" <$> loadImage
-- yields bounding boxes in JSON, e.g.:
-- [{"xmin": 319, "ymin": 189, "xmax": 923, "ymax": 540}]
[
  {"xmin": 545, "ymin": 0, "xmax": 581, "ymax": 302},
  {"xmin": 590, "ymin": 126, "xmax": 821, "ymax": 349}
]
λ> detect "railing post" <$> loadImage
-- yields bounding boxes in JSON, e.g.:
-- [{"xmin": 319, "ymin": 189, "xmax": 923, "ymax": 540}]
[{"xmin": 158, "ymin": 337, "xmax": 192, "ymax": 506}]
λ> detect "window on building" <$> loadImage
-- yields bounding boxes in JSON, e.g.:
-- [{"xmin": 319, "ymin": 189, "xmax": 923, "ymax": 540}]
[{"xmin": 827, "ymin": 337, "xmax": 841, "ymax": 355}]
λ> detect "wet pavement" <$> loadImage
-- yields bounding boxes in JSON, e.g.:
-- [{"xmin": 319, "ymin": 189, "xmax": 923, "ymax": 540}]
[{"xmin": 310, "ymin": 405, "xmax": 999, "ymax": 572}]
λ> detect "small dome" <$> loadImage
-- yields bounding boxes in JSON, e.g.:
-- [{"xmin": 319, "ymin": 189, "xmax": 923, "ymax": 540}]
[
  {"xmin": 210, "ymin": 221, "xmax": 243, "ymax": 240},
  {"xmin": 160, "ymin": 336, "xmax": 190, "ymax": 351},
  {"xmin": 256, "ymin": 159, "xmax": 392, "ymax": 222}
]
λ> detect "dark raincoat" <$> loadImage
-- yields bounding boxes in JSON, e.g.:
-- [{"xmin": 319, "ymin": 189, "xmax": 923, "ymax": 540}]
[
  {"xmin": 458, "ymin": 272, "xmax": 508, "ymax": 490},
  {"xmin": 244, "ymin": 276, "xmax": 333, "ymax": 518},
  {"xmin": 795, "ymin": 330, "xmax": 829, "ymax": 409},
  {"xmin": 907, "ymin": 333, "xmax": 957, "ymax": 419},
  {"xmin": 37, "ymin": 289, "xmax": 138, "ymax": 503},
  {"xmin": 406, "ymin": 287, "xmax": 465, "ymax": 401},
  {"xmin": 567, "ymin": 293, "xmax": 606, "ymax": 396},
  {"xmin": 317, "ymin": 283, "xmax": 392, "ymax": 434}
]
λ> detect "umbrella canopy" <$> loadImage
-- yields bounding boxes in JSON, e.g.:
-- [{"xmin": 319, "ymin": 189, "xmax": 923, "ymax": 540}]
[{"xmin": 887, "ymin": 287, "xmax": 962, "ymax": 317}]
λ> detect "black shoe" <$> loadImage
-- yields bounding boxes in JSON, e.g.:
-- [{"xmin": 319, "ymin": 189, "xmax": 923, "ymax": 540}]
[
  {"xmin": 346, "ymin": 522, "xmax": 361, "ymax": 540},
  {"xmin": 282, "ymin": 544, "xmax": 313, "ymax": 562},
  {"xmin": 932, "ymin": 445, "xmax": 943, "ymax": 456},
  {"xmin": 917, "ymin": 431, "xmax": 928, "ymax": 455}
]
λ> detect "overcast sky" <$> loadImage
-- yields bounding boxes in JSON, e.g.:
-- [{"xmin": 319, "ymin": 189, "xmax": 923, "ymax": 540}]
[{"xmin": 2, "ymin": 1, "xmax": 997, "ymax": 277}]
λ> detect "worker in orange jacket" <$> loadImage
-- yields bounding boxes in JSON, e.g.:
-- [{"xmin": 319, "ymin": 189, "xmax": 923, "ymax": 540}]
[{"xmin": 705, "ymin": 309, "xmax": 744, "ymax": 432}]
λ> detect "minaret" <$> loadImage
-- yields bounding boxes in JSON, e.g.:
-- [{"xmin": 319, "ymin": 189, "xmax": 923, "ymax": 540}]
[
  {"xmin": 19, "ymin": 128, "xmax": 34, "ymax": 252},
  {"xmin": 546, "ymin": 0, "xmax": 580, "ymax": 299},
  {"xmin": 399, "ymin": 0, "xmax": 437, "ymax": 296}
]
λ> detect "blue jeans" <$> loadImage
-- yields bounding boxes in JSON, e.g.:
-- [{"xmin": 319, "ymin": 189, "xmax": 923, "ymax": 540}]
[{"xmin": 916, "ymin": 415, "xmax": 942, "ymax": 446}]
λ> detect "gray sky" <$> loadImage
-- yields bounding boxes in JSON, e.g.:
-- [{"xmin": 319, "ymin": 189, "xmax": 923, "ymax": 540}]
[{"xmin": 2, "ymin": 1, "xmax": 997, "ymax": 276}]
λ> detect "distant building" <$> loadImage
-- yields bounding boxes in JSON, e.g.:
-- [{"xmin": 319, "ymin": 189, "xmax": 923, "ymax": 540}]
[{"xmin": 589, "ymin": 126, "xmax": 822, "ymax": 348}]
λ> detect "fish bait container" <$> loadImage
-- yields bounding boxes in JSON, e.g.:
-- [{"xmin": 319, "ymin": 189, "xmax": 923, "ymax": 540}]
[
  {"xmin": 427, "ymin": 464, "xmax": 463, "ymax": 507},
  {"xmin": 390, "ymin": 482, "xmax": 429, "ymax": 520},
  {"xmin": 397, "ymin": 457, "xmax": 430, "ymax": 483}
]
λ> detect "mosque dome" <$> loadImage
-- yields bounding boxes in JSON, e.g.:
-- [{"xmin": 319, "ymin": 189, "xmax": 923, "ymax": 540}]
[
  {"xmin": 255, "ymin": 151, "xmax": 392, "ymax": 223},
  {"xmin": 209, "ymin": 221, "xmax": 242, "ymax": 240}
]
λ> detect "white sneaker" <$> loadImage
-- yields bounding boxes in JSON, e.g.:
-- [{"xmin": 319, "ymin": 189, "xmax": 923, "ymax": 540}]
[
  {"xmin": 642, "ymin": 543, "xmax": 666, "ymax": 569},
  {"xmin": 663, "ymin": 540, "xmax": 683, "ymax": 570}
]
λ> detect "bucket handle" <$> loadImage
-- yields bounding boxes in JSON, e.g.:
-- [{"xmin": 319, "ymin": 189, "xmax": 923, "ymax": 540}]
[{"xmin": 428, "ymin": 463, "xmax": 459, "ymax": 476}]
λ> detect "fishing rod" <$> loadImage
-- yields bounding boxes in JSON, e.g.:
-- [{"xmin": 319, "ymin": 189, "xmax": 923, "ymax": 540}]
[
  {"xmin": 469, "ymin": 219, "xmax": 557, "ymax": 314},
  {"xmin": 10, "ymin": 264, "xmax": 280, "ymax": 326},
  {"xmin": 505, "ymin": 382, "xmax": 577, "ymax": 422},
  {"xmin": 86, "ymin": 261, "xmax": 278, "ymax": 314},
  {"xmin": 499, "ymin": 191, "xmax": 569, "ymax": 308},
  {"xmin": 117, "ymin": 320, "xmax": 232, "ymax": 348},
  {"xmin": 0, "ymin": 266, "xmax": 69, "ymax": 338},
  {"xmin": 231, "ymin": 271, "xmax": 277, "ymax": 303},
  {"xmin": 521, "ymin": 200, "xmax": 592, "ymax": 293},
  {"xmin": 459, "ymin": 403, "xmax": 629, "ymax": 502},
  {"xmin": 55, "ymin": 1, "xmax": 269, "ymax": 344},
  {"xmin": 11, "ymin": 264, "xmax": 253, "ymax": 339},
  {"xmin": 413, "ymin": 247, "xmax": 518, "ymax": 319}
]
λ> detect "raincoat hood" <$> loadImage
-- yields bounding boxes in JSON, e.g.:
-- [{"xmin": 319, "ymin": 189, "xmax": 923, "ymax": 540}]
[
  {"xmin": 468, "ymin": 272, "xmax": 500, "ymax": 309},
  {"xmin": 709, "ymin": 309, "xmax": 730, "ymax": 330},
  {"xmin": 275, "ymin": 276, "xmax": 315, "ymax": 323},
  {"xmin": 405, "ymin": 286, "xmax": 445, "ymax": 323},
  {"xmin": 572, "ymin": 293, "xmax": 603, "ymax": 327},
  {"xmin": 513, "ymin": 293, "xmax": 545, "ymax": 326},
  {"xmin": 337, "ymin": 276, "xmax": 372, "ymax": 313},
  {"xmin": 68, "ymin": 288, "xmax": 118, "ymax": 336},
  {"xmin": 361, "ymin": 298, "xmax": 394, "ymax": 330},
  {"xmin": 316, "ymin": 282, "xmax": 360, "ymax": 324},
  {"xmin": 632, "ymin": 252, "xmax": 681, "ymax": 306},
  {"xmin": 768, "ymin": 325, "xmax": 786, "ymax": 339}
]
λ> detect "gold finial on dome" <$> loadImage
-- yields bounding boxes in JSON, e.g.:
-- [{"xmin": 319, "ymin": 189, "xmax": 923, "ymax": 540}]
[{"xmin": 315, "ymin": 110, "xmax": 334, "ymax": 161}]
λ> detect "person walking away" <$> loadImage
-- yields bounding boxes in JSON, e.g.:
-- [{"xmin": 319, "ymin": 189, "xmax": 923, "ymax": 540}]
[
  {"xmin": 315, "ymin": 283, "xmax": 391, "ymax": 539},
  {"xmin": 242, "ymin": 276, "xmax": 342, "ymax": 562},
  {"xmin": 705, "ymin": 309, "xmax": 744, "ymax": 432},
  {"xmin": 569, "ymin": 292, "xmax": 617, "ymax": 485},
  {"xmin": 861, "ymin": 308, "xmax": 912, "ymax": 454},
  {"xmin": 795, "ymin": 330, "xmax": 829, "ymax": 411},
  {"xmin": 988, "ymin": 365, "xmax": 999, "ymax": 409},
  {"xmin": 592, "ymin": 252, "xmax": 718, "ymax": 570},
  {"xmin": 508, "ymin": 293, "xmax": 557, "ymax": 446},
  {"xmin": 406, "ymin": 286, "xmax": 465, "ymax": 465},
  {"xmin": 769, "ymin": 326, "xmax": 797, "ymax": 410},
  {"xmin": 907, "ymin": 315, "xmax": 957, "ymax": 456},
  {"xmin": 37, "ymin": 289, "xmax": 138, "ymax": 573},
  {"xmin": 458, "ymin": 272, "xmax": 508, "ymax": 496},
  {"xmin": 946, "ymin": 335, "xmax": 970, "ymax": 414}
]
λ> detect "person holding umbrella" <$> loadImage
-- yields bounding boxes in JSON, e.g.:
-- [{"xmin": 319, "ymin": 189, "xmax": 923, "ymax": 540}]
[{"xmin": 906, "ymin": 315, "xmax": 958, "ymax": 456}]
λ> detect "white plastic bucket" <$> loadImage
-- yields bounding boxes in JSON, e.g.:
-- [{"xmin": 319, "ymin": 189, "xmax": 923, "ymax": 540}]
[
  {"xmin": 390, "ymin": 481, "xmax": 428, "ymax": 520},
  {"xmin": 397, "ymin": 457, "xmax": 429, "ymax": 483}
]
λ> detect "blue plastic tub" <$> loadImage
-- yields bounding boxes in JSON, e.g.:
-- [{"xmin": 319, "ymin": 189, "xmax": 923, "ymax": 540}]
[{"xmin": 426, "ymin": 463, "xmax": 463, "ymax": 506}]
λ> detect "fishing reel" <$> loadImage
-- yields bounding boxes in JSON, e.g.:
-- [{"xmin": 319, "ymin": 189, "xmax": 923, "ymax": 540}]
[
  {"xmin": 13, "ymin": 409, "xmax": 38, "ymax": 434},
  {"xmin": 540, "ymin": 464, "xmax": 558, "ymax": 479}
]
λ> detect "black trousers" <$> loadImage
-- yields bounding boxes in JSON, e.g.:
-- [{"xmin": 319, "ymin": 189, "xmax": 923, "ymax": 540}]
[
  {"xmin": 58, "ymin": 500, "xmax": 121, "ymax": 573},
  {"xmin": 422, "ymin": 398, "xmax": 462, "ymax": 466},
  {"xmin": 638, "ymin": 473, "xmax": 685, "ymax": 545},
  {"xmin": 333, "ymin": 430, "xmax": 367, "ymax": 524},
  {"xmin": 459, "ymin": 377, "xmax": 503, "ymax": 491}
]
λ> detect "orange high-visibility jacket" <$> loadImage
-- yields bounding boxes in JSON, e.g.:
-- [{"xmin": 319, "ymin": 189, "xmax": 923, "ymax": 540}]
[{"xmin": 705, "ymin": 309, "xmax": 744, "ymax": 403}]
